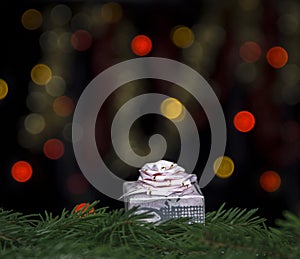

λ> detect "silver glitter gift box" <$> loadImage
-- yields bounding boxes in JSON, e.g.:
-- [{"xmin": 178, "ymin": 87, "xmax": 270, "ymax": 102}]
[{"xmin": 122, "ymin": 160, "xmax": 205, "ymax": 224}]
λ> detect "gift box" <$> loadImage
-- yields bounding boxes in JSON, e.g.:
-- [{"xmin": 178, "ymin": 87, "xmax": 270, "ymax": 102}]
[{"xmin": 122, "ymin": 160, "xmax": 205, "ymax": 224}]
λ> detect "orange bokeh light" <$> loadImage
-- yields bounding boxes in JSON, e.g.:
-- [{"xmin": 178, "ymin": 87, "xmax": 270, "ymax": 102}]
[
  {"xmin": 53, "ymin": 95, "xmax": 75, "ymax": 117},
  {"xmin": 234, "ymin": 111, "xmax": 255, "ymax": 132},
  {"xmin": 260, "ymin": 170, "xmax": 281, "ymax": 192},
  {"xmin": 131, "ymin": 35, "xmax": 152, "ymax": 56},
  {"xmin": 11, "ymin": 161, "xmax": 33, "ymax": 183},
  {"xmin": 239, "ymin": 41, "xmax": 262, "ymax": 63},
  {"xmin": 266, "ymin": 46, "xmax": 288, "ymax": 68},
  {"xmin": 43, "ymin": 138, "xmax": 65, "ymax": 160}
]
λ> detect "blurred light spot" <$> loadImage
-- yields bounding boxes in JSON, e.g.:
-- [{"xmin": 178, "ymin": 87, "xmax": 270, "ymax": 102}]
[
  {"xmin": 71, "ymin": 29, "xmax": 92, "ymax": 51},
  {"xmin": 31, "ymin": 64, "xmax": 52, "ymax": 85},
  {"xmin": 74, "ymin": 203, "xmax": 95, "ymax": 215},
  {"xmin": 266, "ymin": 46, "xmax": 288, "ymax": 69},
  {"xmin": 213, "ymin": 156, "xmax": 234, "ymax": 178},
  {"xmin": 57, "ymin": 32, "xmax": 73, "ymax": 52},
  {"xmin": 171, "ymin": 26, "xmax": 194, "ymax": 48},
  {"xmin": 24, "ymin": 113, "xmax": 46, "ymax": 134},
  {"xmin": 238, "ymin": 0, "xmax": 260, "ymax": 11},
  {"xmin": 43, "ymin": 138, "xmax": 65, "ymax": 160},
  {"xmin": 11, "ymin": 161, "xmax": 33, "ymax": 183},
  {"xmin": 260, "ymin": 170, "xmax": 281, "ymax": 192},
  {"xmin": 131, "ymin": 35, "xmax": 152, "ymax": 56},
  {"xmin": 21, "ymin": 9, "xmax": 43, "ymax": 30},
  {"xmin": 39, "ymin": 31, "xmax": 59, "ymax": 51},
  {"xmin": 53, "ymin": 95, "xmax": 75, "ymax": 117},
  {"xmin": 234, "ymin": 111, "xmax": 255, "ymax": 132},
  {"xmin": 26, "ymin": 92, "xmax": 48, "ymax": 112},
  {"xmin": 278, "ymin": 14, "xmax": 299, "ymax": 35},
  {"xmin": 46, "ymin": 76, "xmax": 66, "ymax": 97},
  {"xmin": 50, "ymin": 4, "xmax": 72, "ymax": 26},
  {"xmin": 70, "ymin": 12, "xmax": 91, "ymax": 31},
  {"xmin": 101, "ymin": 2, "xmax": 122, "ymax": 23},
  {"xmin": 279, "ymin": 64, "xmax": 300, "ymax": 86},
  {"xmin": 235, "ymin": 62, "xmax": 257, "ymax": 84},
  {"xmin": 160, "ymin": 98, "xmax": 183, "ymax": 120},
  {"xmin": 239, "ymin": 41, "xmax": 261, "ymax": 62},
  {"xmin": 67, "ymin": 173, "xmax": 89, "ymax": 195},
  {"xmin": 0, "ymin": 79, "xmax": 8, "ymax": 99}
]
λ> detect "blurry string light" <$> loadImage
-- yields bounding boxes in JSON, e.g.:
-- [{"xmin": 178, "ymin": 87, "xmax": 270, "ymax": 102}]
[
  {"xmin": 239, "ymin": 41, "xmax": 262, "ymax": 63},
  {"xmin": 234, "ymin": 111, "xmax": 256, "ymax": 133},
  {"xmin": 213, "ymin": 156, "xmax": 235, "ymax": 179},
  {"xmin": 259, "ymin": 170, "xmax": 281, "ymax": 192},
  {"xmin": 43, "ymin": 138, "xmax": 65, "ymax": 160},
  {"xmin": 26, "ymin": 92, "xmax": 48, "ymax": 112},
  {"xmin": 171, "ymin": 25, "xmax": 194, "ymax": 48},
  {"xmin": 101, "ymin": 2, "xmax": 122, "ymax": 24},
  {"xmin": 11, "ymin": 161, "xmax": 33, "ymax": 183},
  {"xmin": 21, "ymin": 9, "xmax": 43, "ymax": 30},
  {"xmin": 45, "ymin": 75, "xmax": 66, "ymax": 97},
  {"xmin": 160, "ymin": 98, "xmax": 184, "ymax": 120},
  {"xmin": 235, "ymin": 62, "xmax": 258, "ymax": 84},
  {"xmin": 131, "ymin": 35, "xmax": 152, "ymax": 56},
  {"xmin": 53, "ymin": 95, "xmax": 75, "ymax": 117},
  {"xmin": 24, "ymin": 113, "xmax": 46, "ymax": 134},
  {"xmin": 39, "ymin": 31, "xmax": 59, "ymax": 52},
  {"xmin": 50, "ymin": 4, "xmax": 72, "ymax": 26},
  {"xmin": 71, "ymin": 29, "xmax": 93, "ymax": 51},
  {"xmin": 266, "ymin": 46, "xmax": 288, "ymax": 69},
  {"xmin": 70, "ymin": 12, "xmax": 91, "ymax": 31},
  {"xmin": 31, "ymin": 64, "xmax": 52, "ymax": 85},
  {"xmin": 0, "ymin": 79, "xmax": 8, "ymax": 100}
]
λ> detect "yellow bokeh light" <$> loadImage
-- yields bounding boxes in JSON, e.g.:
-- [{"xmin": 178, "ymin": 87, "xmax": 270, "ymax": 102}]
[
  {"xmin": 101, "ymin": 2, "xmax": 122, "ymax": 23},
  {"xmin": 0, "ymin": 79, "xmax": 8, "ymax": 100},
  {"xmin": 45, "ymin": 76, "xmax": 66, "ymax": 96},
  {"xmin": 24, "ymin": 113, "xmax": 46, "ymax": 134},
  {"xmin": 31, "ymin": 64, "xmax": 52, "ymax": 86},
  {"xmin": 21, "ymin": 9, "xmax": 43, "ymax": 30},
  {"xmin": 171, "ymin": 26, "xmax": 194, "ymax": 48},
  {"xmin": 213, "ymin": 156, "xmax": 235, "ymax": 178},
  {"xmin": 160, "ymin": 98, "xmax": 183, "ymax": 120}
]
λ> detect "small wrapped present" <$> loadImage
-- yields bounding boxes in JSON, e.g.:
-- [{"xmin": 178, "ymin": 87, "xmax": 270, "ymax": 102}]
[{"xmin": 122, "ymin": 160, "xmax": 205, "ymax": 223}]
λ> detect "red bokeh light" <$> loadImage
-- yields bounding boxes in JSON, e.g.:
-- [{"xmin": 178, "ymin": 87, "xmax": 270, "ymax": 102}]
[
  {"xmin": 233, "ymin": 111, "xmax": 256, "ymax": 132},
  {"xmin": 71, "ymin": 29, "xmax": 93, "ymax": 51},
  {"xmin": 11, "ymin": 161, "xmax": 33, "ymax": 183},
  {"xmin": 74, "ymin": 203, "xmax": 95, "ymax": 215},
  {"xmin": 239, "ymin": 41, "xmax": 262, "ymax": 63},
  {"xmin": 43, "ymin": 138, "xmax": 65, "ymax": 160},
  {"xmin": 131, "ymin": 35, "xmax": 152, "ymax": 56},
  {"xmin": 266, "ymin": 46, "xmax": 288, "ymax": 68},
  {"xmin": 260, "ymin": 170, "xmax": 281, "ymax": 192}
]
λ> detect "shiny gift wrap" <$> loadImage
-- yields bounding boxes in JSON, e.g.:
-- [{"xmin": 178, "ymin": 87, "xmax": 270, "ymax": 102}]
[{"xmin": 122, "ymin": 160, "xmax": 205, "ymax": 223}]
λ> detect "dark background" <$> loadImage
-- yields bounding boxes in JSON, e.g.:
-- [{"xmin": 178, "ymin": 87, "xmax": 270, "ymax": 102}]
[{"xmin": 0, "ymin": 0, "xmax": 299, "ymax": 226}]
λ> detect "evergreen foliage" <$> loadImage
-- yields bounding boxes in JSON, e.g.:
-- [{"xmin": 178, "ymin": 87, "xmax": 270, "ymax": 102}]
[{"xmin": 0, "ymin": 201, "xmax": 299, "ymax": 258}]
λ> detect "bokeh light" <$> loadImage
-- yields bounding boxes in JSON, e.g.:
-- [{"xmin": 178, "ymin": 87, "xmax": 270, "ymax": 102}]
[
  {"xmin": 101, "ymin": 2, "xmax": 122, "ymax": 23},
  {"xmin": 45, "ymin": 76, "xmax": 66, "ymax": 97},
  {"xmin": 26, "ymin": 92, "xmax": 48, "ymax": 112},
  {"xmin": 234, "ymin": 111, "xmax": 255, "ymax": 132},
  {"xmin": 11, "ymin": 161, "xmax": 33, "ymax": 183},
  {"xmin": 24, "ymin": 113, "xmax": 46, "ymax": 134},
  {"xmin": 50, "ymin": 4, "xmax": 72, "ymax": 26},
  {"xmin": 43, "ymin": 138, "xmax": 65, "ymax": 160},
  {"xmin": 266, "ymin": 46, "xmax": 288, "ymax": 68},
  {"xmin": 260, "ymin": 170, "xmax": 281, "ymax": 192},
  {"xmin": 21, "ymin": 9, "xmax": 43, "ymax": 30},
  {"xmin": 171, "ymin": 26, "xmax": 194, "ymax": 48},
  {"xmin": 160, "ymin": 98, "xmax": 184, "ymax": 120},
  {"xmin": 239, "ymin": 41, "xmax": 262, "ymax": 63},
  {"xmin": 31, "ymin": 64, "xmax": 52, "ymax": 85},
  {"xmin": 67, "ymin": 173, "xmax": 89, "ymax": 195},
  {"xmin": 131, "ymin": 35, "xmax": 152, "ymax": 56},
  {"xmin": 71, "ymin": 29, "xmax": 93, "ymax": 51},
  {"xmin": 53, "ymin": 95, "xmax": 75, "ymax": 117},
  {"xmin": 0, "ymin": 79, "xmax": 8, "ymax": 100},
  {"xmin": 213, "ymin": 156, "xmax": 235, "ymax": 178}
]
